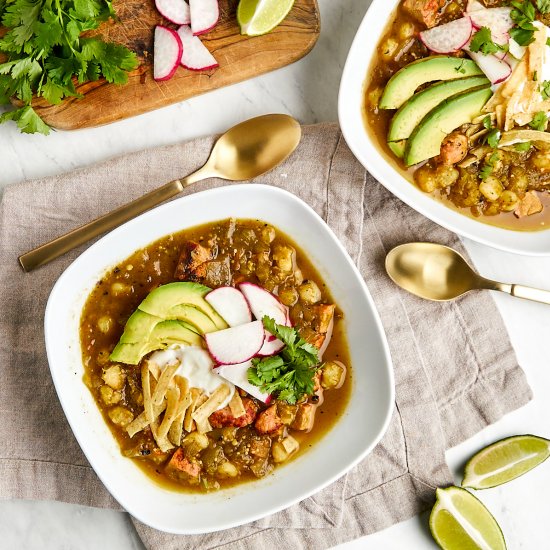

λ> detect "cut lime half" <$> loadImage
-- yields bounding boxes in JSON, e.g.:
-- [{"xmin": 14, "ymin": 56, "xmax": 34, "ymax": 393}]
[
  {"xmin": 429, "ymin": 486, "xmax": 506, "ymax": 550},
  {"xmin": 237, "ymin": 0, "xmax": 295, "ymax": 36},
  {"xmin": 462, "ymin": 434, "xmax": 550, "ymax": 490}
]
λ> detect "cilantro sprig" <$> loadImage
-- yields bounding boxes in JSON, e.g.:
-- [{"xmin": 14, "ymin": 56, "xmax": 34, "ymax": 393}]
[
  {"xmin": 529, "ymin": 111, "xmax": 548, "ymax": 131},
  {"xmin": 247, "ymin": 316, "xmax": 320, "ymax": 405},
  {"xmin": 470, "ymin": 27, "xmax": 507, "ymax": 56},
  {"xmin": 482, "ymin": 115, "xmax": 501, "ymax": 148},
  {"xmin": 0, "ymin": 0, "xmax": 138, "ymax": 135},
  {"xmin": 479, "ymin": 151, "xmax": 500, "ymax": 180},
  {"xmin": 510, "ymin": 0, "xmax": 537, "ymax": 46}
]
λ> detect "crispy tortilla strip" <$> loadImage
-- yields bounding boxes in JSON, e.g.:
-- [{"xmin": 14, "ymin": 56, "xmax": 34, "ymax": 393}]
[
  {"xmin": 192, "ymin": 385, "xmax": 231, "ymax": 434},
  {"xmin": 147, "ymin": 360, "xmax": 161, "ymax": 381},
  {"xmin": 228, "ymin": 390, "xmax": 246, "ymax": 418},
  {"xmin": 151, "ymin": 361, "xmax": 180, "ymax": 407},
  {"xmin": 142, "ymin": 363, "xmax": 155, "ymax": 426},
  {"xmin": 126, "ymin": 400, "xmax": 167, "ymax": 438},
  {"xmin": 183, "ymin": 388, "xmax": 202, "ymax": 433},
  {"xmin": 500, "ymin": 129, "xmax": 550, "ymax": 146},
  {"xmin": 157, "ymin": 385, "xmax": 180, "ymax": 441},
  {"xmin": 168, "ymin": 377, "xmax": 192, "ymax": 446}
]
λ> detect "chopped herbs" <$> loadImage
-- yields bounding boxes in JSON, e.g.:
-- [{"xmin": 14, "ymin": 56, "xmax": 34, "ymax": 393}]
[
  {"xmin": 536, "ymin": 0, "xmax": 550, "ymax": 14},
  {"xmin": 0, "ymin": 0, "xmax": 138, "ymax": 135},
  {"xmin": 482, "ymin": 116, "xmax": 501, "ymax": 148},
  {"xmin": 487, "ymin": 128, "xmax": 501, "ymax": 148},
  {"xmin": 541, "ymin": 80, "xmax": 550, "ymax": 100},
  {"xmin": 510, "ymin": 0, "xmax": 537, "ymax": 46},
  {"xmin": 248, "ymin": 316, "xmax": 320, "ymax": 404},
  {"xmin": 514, "ymin": 141, "xmax": 532, "ymax": 151},
  {"xmin": 479, "ymin": 151, "xmax": 500, "ymax": 180},
  {"xmin": 529, "ymin": 111, "xmax": 548, "ymax": 131},
  {"xmin": 469, "ymin": 27, "xmax": 506, "ymax": 55}
]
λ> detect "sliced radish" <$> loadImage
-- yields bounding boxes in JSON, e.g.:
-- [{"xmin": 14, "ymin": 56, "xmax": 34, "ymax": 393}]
[
  {"xmin": 470, "ymin": 7, "xmax": 513, "ymax": 36},
  {"xmin": 508, "ymin": 38, "xmax": 526, "ymax": 60},
  {"xmin": 153, "ymin": 26, "xmax": 183, "ymax": 81},
  {"xmin": 205, "ymin": 320, "xmax": 264, "ymax": 365},
  {"xmin": 420, "ymin": 17, "xmax": 473, "ymax": 53},
  {"xmin": 466, "ymin": 0, "xmax": 485, "ymax": 12},
  {"xmin": 214, "ymin": 362, "xmax": 272, "ymax": 404},
  {"xmin": 205, "ymin": 286, "xmax": 251, "ymax": 327},
  {"xmin": 189, "ymin": 0, "xmax": 219, "ymax": 36},
  {"xmin": 238, "ymin": 282, "xmax": 289, "ymax": 326},
  {"xmin": 177, "ymin": 25, "xmax": 219, "ymax": 70},
  {"xmin": 465, "ymin": 49, "xmax": 511, "ymax": 84},
  {"xmin": 155, "ymin": 0, "xmax": 190, "ymax": 25},
  {"xmin": 257, "ymin": 336, "xmax": 285, "ymax": 357}
]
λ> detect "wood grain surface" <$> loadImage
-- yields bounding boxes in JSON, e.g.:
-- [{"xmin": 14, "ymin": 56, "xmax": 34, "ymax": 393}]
[{"xmin": 29, "ymin": 0, "xmax": 320, "ymax": 130}]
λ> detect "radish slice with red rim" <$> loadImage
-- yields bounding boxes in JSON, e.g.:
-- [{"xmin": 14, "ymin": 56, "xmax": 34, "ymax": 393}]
[
  {"xmin": 205, "ymin": 320, "xmax": 264, "ymax": 365},
  {"xmin": 214, "ymin": 362, "xmax": 272, "ymax": 403},
  {"xmin": 420, "ymin": 17, "xmax": 473, "ymax": 53},
  {"xmin": 205, "ymin": 286, "xmax": 250, "ymax": 327},
  {"xmin": 153, "ymin": 26, "xmax": 183, "ymax": 81},
  {"xmin": 465, "ymin": 49, "xmax": 511, "ymax": 84},
  {"xmin": 257, "ymin": 336, "xmax": 285, "ymax": 357},
  {"xmin": 155, "ymin": 0, "xmax": 190, "ymax": 25},
  {"xmin": 177, "ymin": 25, "xmax": 219, "ymax": 70},
  {"xmin": 469, "ymin": 7, "xmax": 513, "ymax": 36},
  {"xmin": 189, "ymin": 0, "xmax": 219, "ymax": 35},
  {"xmin": 238, "ymin": 282, "xmax": 289, "ymax": 326}
]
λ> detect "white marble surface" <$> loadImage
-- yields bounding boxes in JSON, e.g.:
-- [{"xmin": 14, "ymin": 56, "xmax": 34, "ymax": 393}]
[{"xmin": 1, "ymin": 0, "xmax": 550, "ymax": 548}]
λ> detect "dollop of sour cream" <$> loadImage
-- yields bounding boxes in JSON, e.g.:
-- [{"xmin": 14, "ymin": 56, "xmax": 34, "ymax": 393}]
[{"xmin": 148, "ymin": 345, "xmax": 234, "ymax": 410}]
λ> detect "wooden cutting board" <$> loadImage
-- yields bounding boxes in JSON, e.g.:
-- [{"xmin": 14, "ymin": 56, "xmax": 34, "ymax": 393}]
[{"xmin": 30, "ymin": 0, "xmax": 320, "ymax": 130}]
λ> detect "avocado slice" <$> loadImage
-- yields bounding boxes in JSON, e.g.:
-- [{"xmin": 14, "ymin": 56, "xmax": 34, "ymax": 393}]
[
  {"xmin": 379, "ymin": 56, "xmax": 484, "ymax": 110},
  {"xmin": 404, "ymin": 85, "xmax": 492, "ymax": 166},
  {"xmin": 388, "ymin": 76, "xmax": 489, "ymax": 157},
  {"xmin": 119, "ymin": 310, "xmax": 163, "ymax": 344},
  {"xmin": 166, "ymin": 304, "xmax": 218, "ymax": 334},
  {"xmin": 148, "ymin": 320, "xmax": 203, "ymax": 347},
  {"xmin": 138, "ymin": 282, "xmax": 227, "ymax": 330},
  {"xmin": 111, "ymin": 321, "xmax": 202, "ymax": 365}
]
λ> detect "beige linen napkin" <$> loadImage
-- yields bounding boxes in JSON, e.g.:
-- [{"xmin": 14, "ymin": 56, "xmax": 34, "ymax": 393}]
[{"xmin": 0, "ymin": 123, "xmax": 532, "ymax": 549}]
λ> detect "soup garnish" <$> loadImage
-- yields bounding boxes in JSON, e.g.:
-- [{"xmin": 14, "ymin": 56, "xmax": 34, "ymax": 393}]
[{"xmin": 80, "ymin": 219, "xmax": 351, "ymax": 492}]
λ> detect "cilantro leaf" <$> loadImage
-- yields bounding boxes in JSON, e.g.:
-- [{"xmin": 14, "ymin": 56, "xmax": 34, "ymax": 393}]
[
  {"xmin": 487, "ymin": 128, "xmax": 501, "ymax": 148},
  {"xmin": 470, "ymin": 27, "xmax": 505, "ymax": 55},
  {"xmin": 529, "ymin": 111, "xmax": 548, "ymax": 131},
  {"xmin": 510, "ymin": 0, "xmax": 537, "ymax": 46},
  {"xmin": 541, "ymin": 80, "xmax": 550, "ymax": 100},
  {"xmin": 0, "ymin": 105, "xmax": 50, "ymax": 134},
  {"xmin": 248, "ymin": 317, "xmax": 320, "ymax": 404},
  {"xmin": 479, "ymin": 151, "xmax": 500, "ymax": 180},
  {"xmin": 514, "ymin": 141, "xmax": 532, "ymax": 152},
  {"xmin": 537, "ymin": 0, "xmax": 550, "ymax": 14}
]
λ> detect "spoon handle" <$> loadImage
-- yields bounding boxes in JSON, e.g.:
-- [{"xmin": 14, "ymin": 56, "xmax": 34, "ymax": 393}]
[
  {"xmin": 18, "ymin": 178, "xmax": 184, "ymax": 272},
  {"xmin": 509, "ymin": 284, "xmax": 550, "ymax": 306}
]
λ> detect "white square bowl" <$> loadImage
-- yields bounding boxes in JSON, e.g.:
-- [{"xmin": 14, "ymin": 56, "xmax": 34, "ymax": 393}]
[
  {"xmin": 44, "ymin": 184, "xmax": 394, "ymax": 534},
  {"xmin": 338, "ymin": 0, "xmax": 550, "ymax": 256}
]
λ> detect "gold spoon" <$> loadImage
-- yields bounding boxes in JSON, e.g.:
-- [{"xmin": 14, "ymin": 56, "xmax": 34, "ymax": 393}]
[
  {"xmin": 385, "ymin": 242, "xmax": 550, "ymax": 306},
  {"xmin": 19, "ymin": 114, "xmax": 302, "ymax": 272}
]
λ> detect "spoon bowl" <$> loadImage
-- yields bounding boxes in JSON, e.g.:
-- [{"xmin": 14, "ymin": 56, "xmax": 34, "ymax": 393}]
[
  {"xmin": 207, "ymin": 114, "xmax": 301, "ymax": 180},
  {"xmin": 385, "ymin": 243, "xmax": 481, "ymax": 301},
  {"xmin": 386, "ymin": 242, "xmax": 550, "ymax": 306}
]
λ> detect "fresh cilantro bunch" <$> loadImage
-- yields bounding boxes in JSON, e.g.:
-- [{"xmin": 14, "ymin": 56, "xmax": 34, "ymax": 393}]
[
  {"xmin": 248, "ymin": 316, "xmax": 320, "ymax": 404},
  {"xmin": 0, "ymin": 0, "xmax": 138, "ymax": 134}
]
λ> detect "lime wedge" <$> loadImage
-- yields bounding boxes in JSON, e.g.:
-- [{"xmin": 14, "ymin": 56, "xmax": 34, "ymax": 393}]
[
  {"xmin": 462, "ymin": 435, "xmax": 550, "ymax": 490},
  {"xmin": 429, "ymin": 487, "xmax": 506, "ymax": 550},
  {"xmin": 237, "ymin": 0, "xmax": 295, "ymax": 36}
]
